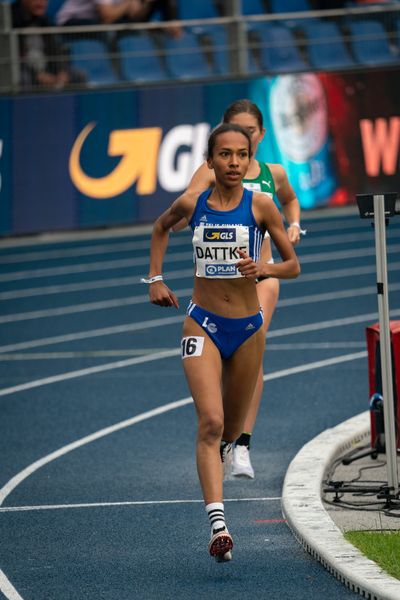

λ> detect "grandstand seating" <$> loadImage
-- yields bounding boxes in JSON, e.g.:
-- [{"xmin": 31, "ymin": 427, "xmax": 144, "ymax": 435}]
[
  {"xmin": 163, "ymin": 30, "xmax": 212, "ymax": 79},
  {"xmin": 301, "ymin": 19, "xmax": 356, "ymax": 70},
  {"xmin": 202, "ymin": 25, "xmax": 260, "ymax": 76},
  {"xmin": 201, "ymin": 25, "xmax": 230, "ymax": 75},
  {"xmin": 347, "ymin": 19, "xmax": 399, "ymax": 65},
  {"xmin": 176, "ymin": 0, "xmax": 220, "ymax": 21},
  {"xmin": 68, "ymin": 39, "xmax": 119, "ymax": 85},
  {"xmin": 268, "ymin": 0, "xmax": 311, "ymax": 12},
  {"xmin": 240, "ymin": 0, "xmax": 267, "ymax": 15},
  {"xmin": 118, "ymin": 33, "xmax": 169, "ymax": 82},
  {"xmin": 174, "ymin": 0, "xmax": 221, "ymax": 36},
  {"xmin": 5, "ymin": 0, "xmax": 400, "ymax": 90},
  {"xmin": 252, "ymin": 22, "xmax": 308, "ymax": 72}
]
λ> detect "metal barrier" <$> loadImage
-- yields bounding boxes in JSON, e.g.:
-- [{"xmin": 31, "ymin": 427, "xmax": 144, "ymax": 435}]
[{"xmin": 1, "ymin": 3, "xmax": 400, "ymax": 94}]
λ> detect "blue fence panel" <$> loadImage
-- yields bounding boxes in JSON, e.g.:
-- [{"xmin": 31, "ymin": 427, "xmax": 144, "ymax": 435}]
[
  {"xmin": 74, "ymin": 88, "xmax": 141, "ymax": 228},
  {"xmin": 0, "ymin": 97, "xmax": 12, "ymax": 236},
  {"xmin": 12, "ymin": 94, "xmax": 77, "ymax": 234},
  {"xmin": 2, "ymin": 68, "xmax": 400, "ymax": 237}
]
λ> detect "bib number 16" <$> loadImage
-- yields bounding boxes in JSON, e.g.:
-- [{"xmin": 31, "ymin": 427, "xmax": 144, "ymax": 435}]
[{"xmin": 181, "ymin": 336, "xmax": 204, "ymax": 359}]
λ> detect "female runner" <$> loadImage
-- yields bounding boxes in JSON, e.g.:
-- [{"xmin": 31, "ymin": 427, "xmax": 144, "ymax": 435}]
[
  {"xmin": 145, "ymin": 123, "xmax": 300, "ymax": 560},
  {"xmin": 176, "ymin": 99, "xmax": 302, "ymax": 478}
]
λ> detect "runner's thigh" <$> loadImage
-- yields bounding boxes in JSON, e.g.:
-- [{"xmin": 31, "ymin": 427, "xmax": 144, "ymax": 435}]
[{"xmin": 182, "ymin": 317, "xmax": 223, "ymax": 419}]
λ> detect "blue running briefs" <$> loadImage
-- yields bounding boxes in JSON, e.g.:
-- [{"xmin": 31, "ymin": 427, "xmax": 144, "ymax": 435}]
[{"xmin": 186, "ymin": 301, "xmax": 263, "ymax": 359}]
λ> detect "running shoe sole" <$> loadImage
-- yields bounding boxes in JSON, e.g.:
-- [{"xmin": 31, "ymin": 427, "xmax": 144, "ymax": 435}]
[
  {"xmin": 232, "ymin": 470, "xmax": 254, "ymax": 479},
  {"xmin": 208, "ymin": 530, "xmax": 233, "ymax": 559}
]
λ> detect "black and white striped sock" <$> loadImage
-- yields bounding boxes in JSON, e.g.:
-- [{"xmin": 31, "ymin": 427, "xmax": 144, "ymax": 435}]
[{"xmin": 206, "ymin": 502, "xmax": 226, "ymax": 533}]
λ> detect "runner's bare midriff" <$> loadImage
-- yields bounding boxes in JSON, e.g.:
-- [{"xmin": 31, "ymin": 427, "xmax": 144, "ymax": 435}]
[{"xmin": 192, "ymin": 277, "xmax": 260, "ymax": 318}]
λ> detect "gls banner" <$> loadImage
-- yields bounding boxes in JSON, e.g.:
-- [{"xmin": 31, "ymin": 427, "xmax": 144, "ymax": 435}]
[
  {"xmin": 69, "ymin": 121, "xmax": 210, "ymax": 198},
  {"xmin": 4, "ymin": 69, "xmax": 400, "ymax": 236}
]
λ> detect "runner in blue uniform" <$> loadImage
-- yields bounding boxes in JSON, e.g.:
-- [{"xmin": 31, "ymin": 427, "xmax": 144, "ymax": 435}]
[
  {"xmin": 175, "ymin": 99, "xmax": 302, "ymax": 478},
  {"xmin": 144, "ymin": 123, "xmax": 300, "ymax": 561}
]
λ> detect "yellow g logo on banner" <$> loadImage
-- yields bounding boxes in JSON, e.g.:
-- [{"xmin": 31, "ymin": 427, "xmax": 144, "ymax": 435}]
[{"xmin": 69, "ymin": 122, "xmax": 162, "ymax": 198}]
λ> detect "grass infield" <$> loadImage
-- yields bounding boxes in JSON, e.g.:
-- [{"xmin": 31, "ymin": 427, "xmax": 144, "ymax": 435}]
[{"xmin": 344, "ymin": 530, "xmax": 400, "ymax": 580}]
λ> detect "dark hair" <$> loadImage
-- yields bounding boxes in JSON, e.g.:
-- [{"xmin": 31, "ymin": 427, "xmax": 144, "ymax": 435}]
[
  {"xmin": 223, "ymin": 99, "xmax": 264, "ymax": 130},
  {"xmin": 206, "ymin": 123, "xmax": 253, "ymax": 160}
]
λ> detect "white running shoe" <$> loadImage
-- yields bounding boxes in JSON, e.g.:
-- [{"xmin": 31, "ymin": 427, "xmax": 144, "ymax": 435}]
[
  {"xmin": 215, "ymin": 550, "xmax": 232, "ymax": 563},
  {"xmin": 208, "ymin": 527, "xmax": 233, "ymax": 561},
  {"xmin": 232, "ymin": 445, "xmax": 255, "ymax": 479},
  {"xmin": 221, "ymin": 442, "xmax": 233, "ymax": 481}
]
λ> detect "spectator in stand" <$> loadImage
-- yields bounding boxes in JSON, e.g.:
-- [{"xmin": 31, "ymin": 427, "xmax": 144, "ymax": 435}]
[
  {"xmin": 56, "ymin": 0, "xmax": 181, "ymax": 36},
  {"xmin": 12, "ymin": 0, "xmax": 85, "ymax": 89}
]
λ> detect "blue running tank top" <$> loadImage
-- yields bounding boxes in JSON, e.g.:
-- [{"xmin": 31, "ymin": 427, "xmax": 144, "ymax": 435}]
[{"xmin": 189, "ymin": 187, "xmax": 264, "ymax": 279}]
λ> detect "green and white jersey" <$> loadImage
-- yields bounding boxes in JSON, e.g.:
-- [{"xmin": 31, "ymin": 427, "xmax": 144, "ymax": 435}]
[
  {"xmin": 243, "ymin": 161, "xmax": 275, "ymax": 244},
  {"xmin": 242, "ymin": 161, "xmax": 275, "ymax": 199}
]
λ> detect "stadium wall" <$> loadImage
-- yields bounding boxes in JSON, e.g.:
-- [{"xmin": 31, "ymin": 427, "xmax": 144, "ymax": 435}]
[{"xmin": 0, "ymin": 68, "xmax": 399, "ymax": 236}]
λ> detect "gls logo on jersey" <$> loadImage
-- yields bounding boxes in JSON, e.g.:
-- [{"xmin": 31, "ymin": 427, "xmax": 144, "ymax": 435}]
[
  {"xmin": 69, "ymin": 122, "xmax": 210, "ymax": 199},
  {"xmin": 203, "ymin": 228, "xmax": 236, "ymax": 242},
  {"xmin": 205, "ymin": 264, "xmax": 237, "ymax": 277}
]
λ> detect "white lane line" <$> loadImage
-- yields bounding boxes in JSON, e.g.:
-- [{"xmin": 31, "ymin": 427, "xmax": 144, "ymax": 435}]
[
  {"xmin": 0, "ymin": 349, "xmax": 368, "ymax": 600},
  {"xmin": 264, "ymin": 352, "xmax": 367, "ymax": 382},
  {"xmin": 299, "ymin": 243, "xmax": 400, "ymax": 264},
  {"xmin": 267, "ymin": 342, "xmax": 365, "ymax": 350},
  {"xmin": 0, "ymin": 351, "xmax": 367, "ymax": 507},
  {"xmin": 0, "ymin": 496, "xmax": 281, "ymax": 513},
  {"xmin": 0, "ymin": 269, "xmax": 195, "ymax": 300},
  {"xmin": 0, "ymin": 397, "xmax": 192, "ymax": 507},
  {"xmin": 0, "ymin": 237, "xmax": 188, "ymax": 265},
  {"xmin": 0, "ymin": 209, "xmax": 357, "ymax": 250},
  {"xmin": 291, "ymin": 262, "xmax": 400, "ymax": 283},
  {"xmin": 0, "ymin": 348, "xmax": 181, "ymax": 398},
  {"xmin": 0, "ymin": 290, "xmax": 193, "ymax": 325},
  {"xmin": 0, "ymin": 342, "xmax": 366, "ymax": 361},
  {"xmin": 0, "ymin": 315, "xmax": 185, "ymax": 353},
  {"xmin": 0, "ymin": 349, "xmax": 169, "ymax": 360},
  {"xmin": 2, "ymin": 261, "xmax": 400, "ymax": 302},
  {"xmin": 0, "ymin": 224, "xmax": 155, "ymax": 249},
  {"xmin": 294, "ymin": 228, "xmax": 398, "ymax": 248},
  {"xmin": 0, "ymin": 348, "xmax": 369, "ymax": 392},
  {"xmin": 2, "ymin": 282, "xmax": 400, "ymax": 326},
  {"xmin": 0, "ymin": 251, "xmax": 191, "ymax": 283},
  {"xmin": 279, "ymin": 283, "xmax": 400, "ymax": 307},
  {"xmin": 268, "ymin": 308, "xmax": 400, "ymax": 339},
  {"xmin": 0, "ymin": 571, "xmax": 23, "ymax": 600},
  {"xmin": 2, "ymin": 227, "xmax": 397, "ymax": 265},
  {"xmin": 3, "ymin": 308, "xmax": 400, "ymax": 355},
  {"xmin": 1, "ymin": 243, "xmax": 399, "ymax": 283}
]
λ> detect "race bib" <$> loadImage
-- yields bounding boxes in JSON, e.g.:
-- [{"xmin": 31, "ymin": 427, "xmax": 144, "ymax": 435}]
[
  {"xmin": 192, "ymin": 224, "xmax": 250, "ymax": 279},
  {"xmin": 181, "ymin": 336, "xmax": 204, "ymax": 359}
]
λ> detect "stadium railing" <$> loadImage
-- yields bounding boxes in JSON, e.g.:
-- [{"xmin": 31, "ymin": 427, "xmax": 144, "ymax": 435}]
[{"xmin": 0, "ymin": 3, "xmax": 399, "ymax": 94}]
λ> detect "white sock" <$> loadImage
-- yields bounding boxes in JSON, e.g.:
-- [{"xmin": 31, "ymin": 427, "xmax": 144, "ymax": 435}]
[{"xmin": 206, "ymin": 502, "xmax": 226, "ymax": 533}]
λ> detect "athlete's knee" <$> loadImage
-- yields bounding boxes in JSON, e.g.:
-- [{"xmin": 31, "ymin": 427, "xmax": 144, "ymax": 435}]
[{"xmin": 198, "ymin": 413, "xmax": 224, "ymax": 445}]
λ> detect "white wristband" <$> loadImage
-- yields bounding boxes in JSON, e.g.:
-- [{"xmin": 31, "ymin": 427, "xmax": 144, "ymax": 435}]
[
  {"xmin": 141, "ymin": 275, "xmax": 163, "ymax": 284},
  {"xmin": 289, "ymin": 222, "xmax": 307, "ymax": 236}
]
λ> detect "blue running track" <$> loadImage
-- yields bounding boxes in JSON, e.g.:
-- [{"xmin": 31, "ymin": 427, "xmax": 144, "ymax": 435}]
[{"xmin": 0, "ymin": 208, "xmax": 399, "ymax": 600}]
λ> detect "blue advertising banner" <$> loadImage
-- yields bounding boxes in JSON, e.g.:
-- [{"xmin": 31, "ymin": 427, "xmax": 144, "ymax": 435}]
[
  {"xmin": 250, "ymin": 74, "xmax": 341, "ymax": 209},
  {"xmin": 12, "ymin": 94, "xmax": 77, "ymax": 235},
  {"xmin": 74, "ymin": 88, "xmax": 140, "ymax": 228},
  {"xmin": 2, "ymin": 68, "xmax": 400, "ymax": 236},
  {"xmin": 0, "ymin": 97, "xmax": 12, "ymax": 236}
]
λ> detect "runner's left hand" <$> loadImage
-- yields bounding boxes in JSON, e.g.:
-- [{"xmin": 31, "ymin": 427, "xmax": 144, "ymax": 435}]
[
  {"xmin": 236, "ymin": 249, "xmax": 259, "ymax": 280},
  {"xmin": 287, "ymin": 224, "xmax": 301, "ymax": 245}
]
